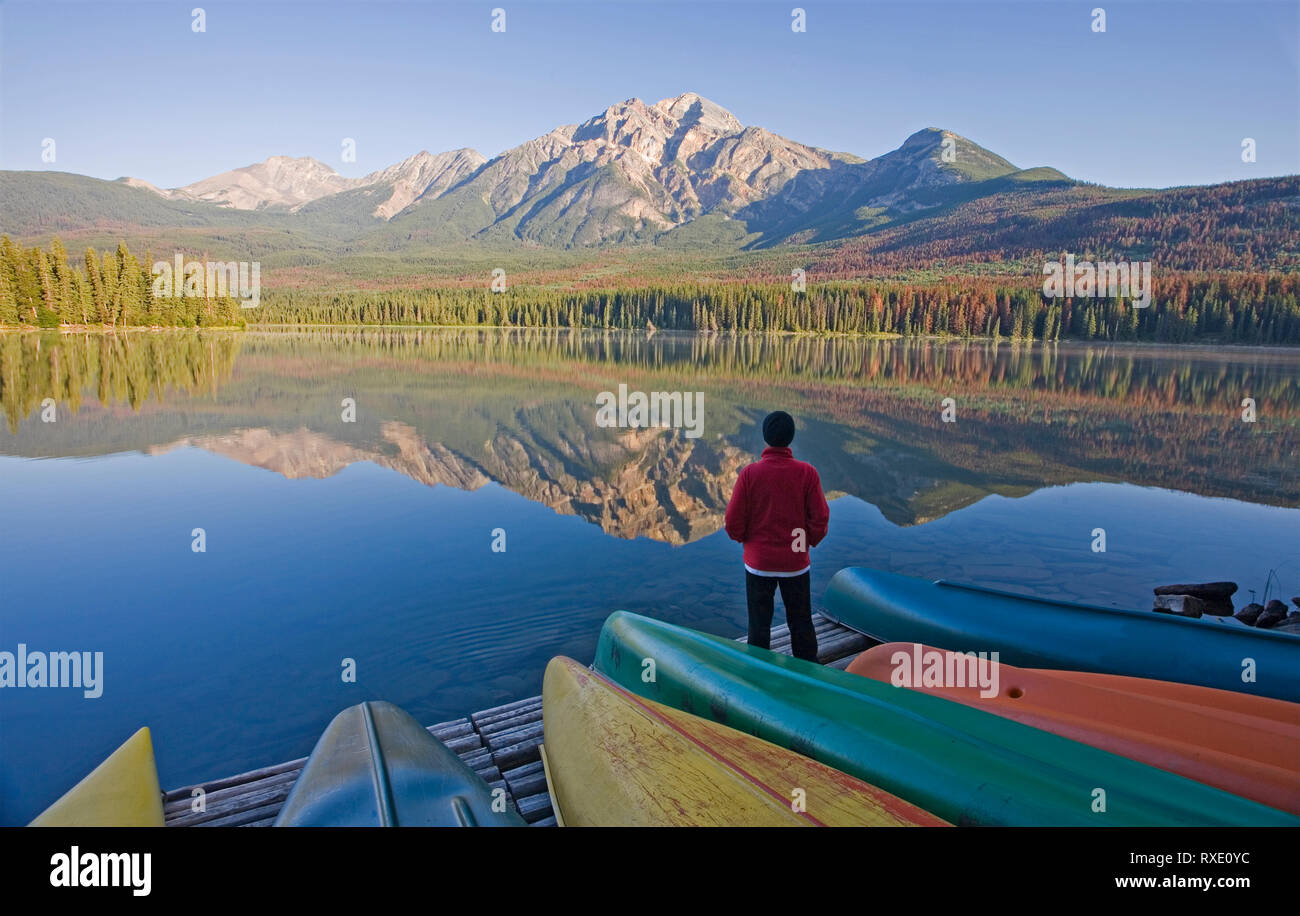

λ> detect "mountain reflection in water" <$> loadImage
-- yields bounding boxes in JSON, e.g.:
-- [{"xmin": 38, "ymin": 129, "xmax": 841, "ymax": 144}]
[{"xmin": 2, "ymin": 329, "xmax": 1296, "ymax": 538}]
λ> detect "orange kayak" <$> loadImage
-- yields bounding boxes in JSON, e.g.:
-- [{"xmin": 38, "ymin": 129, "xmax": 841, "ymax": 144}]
[{"xmin": 847, "ymin": 643, "xmax": 1300, "ymax": 815}]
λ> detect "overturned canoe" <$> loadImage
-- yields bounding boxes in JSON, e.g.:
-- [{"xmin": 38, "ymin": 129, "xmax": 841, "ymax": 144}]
[
  {"xmin": 274, "ymin": 701, "xmax": 524, "ymax": 827},
  {"xmin": 542, "ymin": 655, "xmax": 948, "ymax": 827},
  {"xmin": 848, "ymin": 642, "xmax": 1300, "ymax": 815},
  {"xmin": 592, "ymin": 611, "xmax": 1298, "ymax": 826},
  {"xmin": 28, "ymin": 727, "xmax": 165, "ymax": 827},
  {"xmin": 823, "ymin": 567, "xmax": 1300, "ymax": 703}
]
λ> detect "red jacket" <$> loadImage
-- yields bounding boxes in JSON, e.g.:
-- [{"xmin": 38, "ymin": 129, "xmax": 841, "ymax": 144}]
[{"xmin": 725, "ymin": 446, "xmax": 830, "ymax": 573}]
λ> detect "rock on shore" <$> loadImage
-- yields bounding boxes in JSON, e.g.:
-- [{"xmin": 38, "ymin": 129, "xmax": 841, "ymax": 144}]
[{"xmin": 1153, "ymin": 581, "xmax": 1236, "ymax": 616}]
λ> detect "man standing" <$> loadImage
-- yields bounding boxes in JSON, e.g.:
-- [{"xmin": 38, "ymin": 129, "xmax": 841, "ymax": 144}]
[{"xmin": 724, "ymin": 411, "xmax": 830, "ymax": 662}]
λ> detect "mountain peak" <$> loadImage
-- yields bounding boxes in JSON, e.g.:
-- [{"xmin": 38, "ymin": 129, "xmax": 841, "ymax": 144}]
[
  {"xmin": 155, "ymin": 155, "xmax": 352, "ymax": 210},
  {"xmin": 901, "ymin": 127, "xmax": 968, "ymax": 150},
  {"xmin": 262, "ymin": 154, "xmax": 334, "ymax": 169},
  {"xmin": 654, "ymin": 92, "xmax": 742, "ymax": 133},
  {"xmin": 891, "ymin": 128, "xmax": 1018, "ymax": 181},
  {"xmin": 359, "ymin": 148, "xmax": 487, "ymax": 220}
]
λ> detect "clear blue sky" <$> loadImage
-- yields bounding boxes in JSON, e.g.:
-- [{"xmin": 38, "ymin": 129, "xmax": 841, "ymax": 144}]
[{"xmin": 2, "ymin": 0, "xmax": 1296, "ymax": 189}]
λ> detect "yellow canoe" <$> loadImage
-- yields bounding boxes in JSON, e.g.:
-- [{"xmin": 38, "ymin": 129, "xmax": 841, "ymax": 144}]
[
  {"xmin": 29, "ymin": 727, "xmax": 164, "ymax": 827},
  {"xmin": 542, "ymin": 656, "xmax": 949, "ymax": 827}
]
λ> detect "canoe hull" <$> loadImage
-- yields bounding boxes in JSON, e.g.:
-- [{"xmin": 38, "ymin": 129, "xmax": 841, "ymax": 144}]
[
  {"xmin": 848, "ymin": 643, "xmax": 1300, "ymax": 814},
  {"xmin": 542, "ymin": 655, "xmax": 949, "ymax": 827},
  {"xmin": 591, "ymin": 611, "xmax": 1298, "ymax": 826},
  {"xmin": 823, "ymin": 567, "xmax": 1300, "ymax": 702},
  {"xmin": 274, "ymin": 701, "xmax": 524, "ymax": 827},
  {"xmin": 29, "ymin": 727, "xmax": 164, "ymax": 827}
]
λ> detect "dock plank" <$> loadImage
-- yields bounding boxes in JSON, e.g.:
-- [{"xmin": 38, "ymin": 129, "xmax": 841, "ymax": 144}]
[
  {"xmin": 477, "ymin": 706, "xmax": 543, "ymax": 737},
  {"xmin": 167, "ymin": 616, "xmax": 868, "ymax": 826},
  {"xmin": 515, "ymin": 792, "xmax": 554, "ymax": 823}
]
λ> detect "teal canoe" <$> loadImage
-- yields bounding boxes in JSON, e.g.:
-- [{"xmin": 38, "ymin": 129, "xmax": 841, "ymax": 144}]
[
  {"xmin": 592, "ymin": 611, "xmax": 1298, "ymax": 826},
  {"xmin": 274, "ymin": 701, "xmax": 525, "ymax": 827},
  {"xmin": 824, "ymin": 567, "xmax": 1300, "ymax": 703}
]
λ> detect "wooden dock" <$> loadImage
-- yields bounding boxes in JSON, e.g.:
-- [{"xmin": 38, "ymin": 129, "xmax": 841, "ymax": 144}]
[{"xmin": 164, "ymin": 614, "xmax": 874, "ymax": 827}]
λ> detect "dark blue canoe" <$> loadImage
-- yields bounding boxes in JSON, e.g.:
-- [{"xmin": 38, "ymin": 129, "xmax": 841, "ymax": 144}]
[
  {"xmin": 824, "ymin": 568, "xmax": 1300, "ymax": 703},
  {"xmin": 274, "ymin": 701, "xmax": 525, "ymax": 827}
]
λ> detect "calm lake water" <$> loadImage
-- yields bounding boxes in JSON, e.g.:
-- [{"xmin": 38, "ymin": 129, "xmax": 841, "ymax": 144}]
[{"xmin": 1, "ymin": 328, "xmax": 1298, "ymax": 825}]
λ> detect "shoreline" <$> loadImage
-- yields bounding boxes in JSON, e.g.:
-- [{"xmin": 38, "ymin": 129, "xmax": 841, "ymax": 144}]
[{"xmin": 2, "ymin": 323, "xmax": 1298, "ymax": 351}]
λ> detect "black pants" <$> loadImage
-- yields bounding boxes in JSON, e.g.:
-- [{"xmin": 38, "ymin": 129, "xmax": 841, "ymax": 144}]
[{"xmin": 746, "ymin": 571, "xmax": 818, "ymax": 662}]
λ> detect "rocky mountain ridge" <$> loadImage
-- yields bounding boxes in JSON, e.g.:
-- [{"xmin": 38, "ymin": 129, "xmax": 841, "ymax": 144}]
[{"xmin": 119, "ymin": 92, "xmax": 1038, "ymax": 246}]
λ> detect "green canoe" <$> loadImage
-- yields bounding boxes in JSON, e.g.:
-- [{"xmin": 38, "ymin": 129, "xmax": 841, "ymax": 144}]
[
  {"xmin": 274, "ymin": 701, "xmax": 525, "ymax": 827},
  {"xmin": 592, "ymin": 611, "xmax": 1298, "ymax": 827}
]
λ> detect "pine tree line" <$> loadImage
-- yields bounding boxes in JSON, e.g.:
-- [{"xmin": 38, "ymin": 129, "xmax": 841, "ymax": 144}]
[
  {"xmin": 0, "ymin": 237, "xmax": 247, "ymax": 328},
  {"xmin": 255, "ymin": 275, "xmax": 1300, "ymax": 344},
  {"xmin": 3, "ymin": 238, "xmax": 1297, "ymax": 343}
]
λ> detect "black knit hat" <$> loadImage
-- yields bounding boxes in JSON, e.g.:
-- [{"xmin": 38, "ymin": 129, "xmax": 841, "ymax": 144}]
[{"xmin": 762, "ymin": 411, "xmax": 795, "ymax": 447}]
